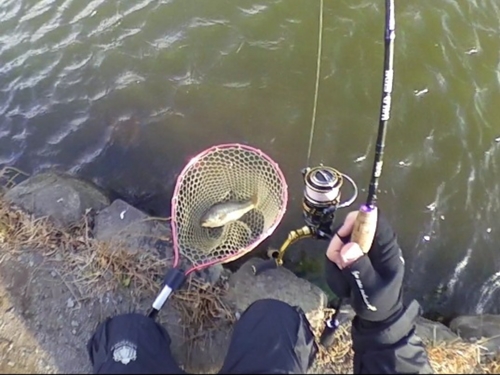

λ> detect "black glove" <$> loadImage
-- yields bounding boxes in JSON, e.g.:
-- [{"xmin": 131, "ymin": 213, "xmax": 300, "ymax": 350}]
[{"xmin": 325, "ymin": 211, "xmax": 404, "ymax": 323}]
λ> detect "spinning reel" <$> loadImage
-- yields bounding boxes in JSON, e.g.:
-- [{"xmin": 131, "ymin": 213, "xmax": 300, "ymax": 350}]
[{"xmin": 252, "ymin": 165, "xmax": 358, "ymax": 275}]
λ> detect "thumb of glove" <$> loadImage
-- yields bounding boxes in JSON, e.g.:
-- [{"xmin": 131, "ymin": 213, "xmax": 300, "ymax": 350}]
[{"xmin": 339, "ymin": 242, "xmax": 364, "ymax": 269}]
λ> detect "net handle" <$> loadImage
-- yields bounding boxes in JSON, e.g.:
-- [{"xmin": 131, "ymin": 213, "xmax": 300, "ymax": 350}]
[{"xmin": 170, "ymin": 143, "xmax": 288, "ymax": 273}]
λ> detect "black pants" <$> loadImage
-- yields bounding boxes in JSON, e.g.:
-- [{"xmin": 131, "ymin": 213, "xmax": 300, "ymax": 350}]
[{"xmin": 88, "ymin": 299, "xmax": 318, "ymax": 374}]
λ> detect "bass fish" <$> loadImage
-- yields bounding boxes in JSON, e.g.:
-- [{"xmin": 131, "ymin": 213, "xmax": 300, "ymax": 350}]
[{"xmin": 200, "ymin": 193, "xmax": 259, "ymax": 228}]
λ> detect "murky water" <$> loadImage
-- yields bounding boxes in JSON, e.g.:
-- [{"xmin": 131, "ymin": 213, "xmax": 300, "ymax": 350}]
[{"xmin": 1, "ymin": 0, "xmax": 500, "ymax": 317}]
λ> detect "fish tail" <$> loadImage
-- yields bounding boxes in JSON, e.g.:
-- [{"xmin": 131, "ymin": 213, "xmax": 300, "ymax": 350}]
[{"xmin": 251, "ymin": 192, "xmax": 259, "ymax": 207}]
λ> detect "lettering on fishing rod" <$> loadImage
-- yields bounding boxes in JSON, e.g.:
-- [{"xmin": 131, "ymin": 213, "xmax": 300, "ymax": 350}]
[
  {"xmin": 374, "ymin": 160, "xmax": 384, "ymax": 178},
  {"xmin": 381, "ymin": 95, "xmax": 392, "ymax": 121},
  {"xmin": 383, "ymin": 69, "xmax": 394, "ymax": 93},
  {"xmin": 351, "ymin": 271, "xmax": 377, "ymax": 312},
  {"xmin": 381, "ymin": 69, "xmax": 393, "ymax": 121}
]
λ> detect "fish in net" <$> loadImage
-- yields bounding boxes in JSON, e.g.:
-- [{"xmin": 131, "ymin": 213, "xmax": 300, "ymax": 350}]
[{"xmin": 148, "ymin": 143, "xmax": 288, "ymax": 318}]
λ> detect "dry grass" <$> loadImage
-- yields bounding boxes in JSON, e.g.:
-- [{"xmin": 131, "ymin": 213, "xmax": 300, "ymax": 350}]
[
  {"xmin": 0, "ymin": 166, "xmax": 234, "ymax": 340},
  {"xmin": 175, "ymin": 277, "xmax": 235, "ymax": 333},
  {"xmin": 425, "ymin": 337, "xmax": 500, "ymax": 374},
  {"xmin": 309, "ymin": 308, "xmax": 500, "ymax": 374},
  {"xmin": 310, "ymin": 308, "xmax": 354, "ymax": 374},
  {"xmin": 426, "ymin": 340, "xmax": 482, "ymax": 373}
]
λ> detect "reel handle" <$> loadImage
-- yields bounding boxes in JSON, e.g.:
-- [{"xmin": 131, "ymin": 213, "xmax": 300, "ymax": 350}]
[
  {"xmin": 252, "ymin": 259, "xmax": 278, "ymax": 276},
  {"xmin": 351, "ymin": 205, "xmax": 378, "ymax": 254},
  {"xmin": 319, "ymin": 298, "xmax": 343, "ymax": 348},
  {"xmin": 319, "ymin": 320, "xmax": 339, "ymax": 348}
]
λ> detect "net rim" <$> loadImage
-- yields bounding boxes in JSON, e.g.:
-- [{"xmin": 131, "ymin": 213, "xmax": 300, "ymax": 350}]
[{"xmin": 170, "ymin": 143, "xmax": 288, "ymax": 272}]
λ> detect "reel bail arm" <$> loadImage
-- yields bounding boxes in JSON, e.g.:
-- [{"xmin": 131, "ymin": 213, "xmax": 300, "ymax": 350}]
[
  {"xmin": 252, "ymin": 165, "xmax": 357, "ymax": 276},
  {"xmin": 252, "ymin": 226, "xmax": 315, "ymax": 275}
]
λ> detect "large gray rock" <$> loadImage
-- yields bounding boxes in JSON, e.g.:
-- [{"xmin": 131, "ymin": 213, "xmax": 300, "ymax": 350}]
[
  {"xmin": 450, "ymin": 314, "xmax": 500, "ymax": 355},
  {"xmin": 225, "ymin": 258, "xmax": 328, "ymax": 318},
  {"xmin": 94, "ymin": 199, "xmax": 224, "ymax": 285},
  {"xmin": 175, "ymin": 322, "xmax": 233, "ymax": 374},
  {"xmin": 191, "ymin": 263, "xmax": 225, "ymax": 286},
  {"xmin": 415, "ymin": 317, "xmax": 460, "ymax": 344},
  {"xmin": 4, "ymin": 171, "xmax": 109, "ymax": 228},
  {"xmin": 94, "ymin": 199, "xmax": 172, "ymax": 259}
]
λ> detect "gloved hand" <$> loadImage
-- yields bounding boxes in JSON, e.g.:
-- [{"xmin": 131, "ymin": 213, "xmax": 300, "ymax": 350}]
[{"xmin": 325, "ymin": 209, "xmax": 405, "ymax": 323}]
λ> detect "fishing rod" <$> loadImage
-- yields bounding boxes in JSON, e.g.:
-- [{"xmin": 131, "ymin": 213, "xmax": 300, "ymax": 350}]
[{"xmin": 319, "ymin": 0, "xmax": 396, "ymax": 347}]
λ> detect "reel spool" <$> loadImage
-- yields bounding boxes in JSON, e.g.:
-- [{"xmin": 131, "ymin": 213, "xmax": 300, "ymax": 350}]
[{"xmin": 302, "ymin": 165, "xmax": 358, "ymax": 238}]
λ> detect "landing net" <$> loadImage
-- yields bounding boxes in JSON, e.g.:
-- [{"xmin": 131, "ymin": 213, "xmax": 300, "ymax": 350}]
[{"xmin": 171, "ymin": 143, "xmax": 288, "ymax": 272}]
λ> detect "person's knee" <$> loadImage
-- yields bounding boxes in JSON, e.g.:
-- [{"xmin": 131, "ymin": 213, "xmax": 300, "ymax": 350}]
[{"xmin": 244, "ymin": 298, "xmax": 303, "ymax": 319}]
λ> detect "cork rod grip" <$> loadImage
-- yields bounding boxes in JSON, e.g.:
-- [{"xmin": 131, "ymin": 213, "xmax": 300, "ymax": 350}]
[{"xmin": 351, "ymin": 206, "xmax": 378, "ymax": 254}]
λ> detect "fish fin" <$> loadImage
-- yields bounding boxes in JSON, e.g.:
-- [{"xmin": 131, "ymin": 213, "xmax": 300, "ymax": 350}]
[{"xmin": 251, "ymin": 192, "xmax": 259, "ymax": 207}]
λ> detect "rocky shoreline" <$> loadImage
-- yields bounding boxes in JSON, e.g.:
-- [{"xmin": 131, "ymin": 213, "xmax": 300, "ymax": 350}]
[{"xmin": 0, "ymin": 169, "xmax": 499, "ymax": 373}]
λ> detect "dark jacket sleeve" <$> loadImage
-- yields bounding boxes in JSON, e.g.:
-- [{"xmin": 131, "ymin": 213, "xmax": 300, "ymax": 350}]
[{"xmin": 351, "ymin": 300, "xmax": 434, "ymax": 374}]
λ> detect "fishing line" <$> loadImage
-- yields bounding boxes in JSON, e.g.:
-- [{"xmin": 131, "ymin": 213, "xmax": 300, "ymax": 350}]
[{"xmin": 306, "ymin": 0, "xmax": 324, "ymax": 166}]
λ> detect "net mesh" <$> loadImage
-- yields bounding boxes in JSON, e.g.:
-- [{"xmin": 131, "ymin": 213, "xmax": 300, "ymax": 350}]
[{"xmin": 171, "ymin": 143, "xmax": 288, "ymax": 269}]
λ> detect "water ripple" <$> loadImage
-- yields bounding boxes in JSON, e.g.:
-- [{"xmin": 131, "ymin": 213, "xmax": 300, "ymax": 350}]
[
  {"xmin": 473, "ymin": 86, "xmax": 489, "ymax": 131},
  {"xmin": 0, "ymin": 0, "xmax": 22, "ymax": 22},
  {"xmin": 169, "ymin": 70, "xmax": 202, "ymax": 87},
  {"xmin": 55, "ymin": 0, "xmax": 76, "ymax": 20},
  {"xmin": 0, "ymin": 29, "xmax": 31, "ymax": 55},
  {"xmin": 222, "ymin": 81, "xmax": 251, "ymax": 89},
  {"xmin": 88, "ymin": 13, "xmax": 123, "ymax": 38},
  {"xmin": 148, "ymin": 30, "xmax": 184, "ymax": 49},
  {"xmin": 114, "ymin": 71, "xmax": 145, "ymax": 90},
  {"xmin": 68, "ymin": 128, "xmax": 113, "ymax": 174},
  {"xmin": 22, "ymin": 55, "xmax": 63, "ymax": 91},
  {"xmin": 443, "ymin": 0, "xmax": 466, "ymax": 19},
  {"xmin": 61, "ymin": 52, "xmax": 93, "ymax": 73},
  {"xmin": 0, "ymin": 47, "xmax": 44, "ymax": 75},
  {"xmin": 189, "ymin": 17, "xmax": 229, "ymax": 28},
  {"xmin": 238, "ymin": 4, "xmax": 268, "ymax": 16},
  {"xmin": 447, "ymin": 247, "xmax": 473, "ymax": 293},
  {"xmin": 19, "ymin": 0, "xmax": 54, "ymax": 23},
  {"xmin": 0, "ymin": 152, "xmax": 21, "ymax": 165},
  {"xmin": 49, "ymin": 28, "xmax": 82, "ymax": 52},
  {"xmin": 0, "ymin": 91, "xmax": 14, "ymax": 116},
  {"xmin": 69, "ymin": 0, "xmax": 105, "ymax": 25},
  {"xmin": 496, "ymin": 58, "xmax": 500, "ymax": 87},
  {"xmin": 122, "ymin": 0, "xmax": 153, "ymax": 17},
  {"xmin": 11, "ymin": 126, "xmax": 30, "ymax": 141},
  {"xmin": 46, "ymin": 114, "xmax": 89, "ymax": 145},
  {"xmin": 88, "ymin": 88, "xmax": 108, "ymax": 102},
  {"xmin": 30, "ymin": 18, "xmax": 66, "ymax": 45},
  {"xmin": 476, "ymin": 271, "xmax": 500, "ymax": 314},
  {"xmin": 116, "ymin": 27, "xmax": 143, "ymax": 43},
  {"xmin": 17, "ymin": 103, "xmax": 51, "ymax": 120},
  {"xmin": 247, "ymin": 37, "xmax": 286, "ymax": 50}
]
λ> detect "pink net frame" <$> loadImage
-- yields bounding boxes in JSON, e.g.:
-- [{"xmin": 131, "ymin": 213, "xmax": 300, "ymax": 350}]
[{"xmin": 170, "ymin": 143, "xmax": 288, "ymax": 274}]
